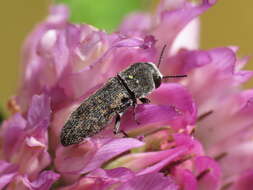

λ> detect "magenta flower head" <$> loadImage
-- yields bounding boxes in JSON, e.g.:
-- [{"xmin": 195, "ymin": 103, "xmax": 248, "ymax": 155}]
[{"xmin": 1, "ymin": 0, "xmax": 253, "ymax": 189}]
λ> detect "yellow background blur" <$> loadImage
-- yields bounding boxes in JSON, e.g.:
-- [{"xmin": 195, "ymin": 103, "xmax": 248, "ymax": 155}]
[{"xmin": 0, "ymin": 0, "xmax": 252, "ymax": 114}]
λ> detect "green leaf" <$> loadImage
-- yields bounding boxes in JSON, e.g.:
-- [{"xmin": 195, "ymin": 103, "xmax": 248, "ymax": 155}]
[
  {"xmin": 54, "ymin": 0, "xmax": 141, "ymax": 31},
  {"xmin": 0, "ymin": 110, "xmax": 5, "ymax": 125}
]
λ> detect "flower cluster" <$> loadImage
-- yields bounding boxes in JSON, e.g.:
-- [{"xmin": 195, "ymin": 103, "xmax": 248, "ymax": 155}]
[{"xmin": 1, "ymin": 0, "xmax": 253, "ymax": 189}]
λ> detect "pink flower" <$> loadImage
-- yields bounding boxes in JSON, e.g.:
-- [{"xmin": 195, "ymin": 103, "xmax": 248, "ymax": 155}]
[
  {"xmin": 1, "ymin": 0, "xmax": 252, "ymax": 189},
  {"xmin": 0, "ymin": 95, "xmax": 60, "ymax": 189}
]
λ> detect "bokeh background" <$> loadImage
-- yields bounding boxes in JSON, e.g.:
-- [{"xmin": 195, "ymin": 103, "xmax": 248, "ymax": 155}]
[{"xmin": 1, "ymin": 0, "xmax": 252, "ymax": 116}]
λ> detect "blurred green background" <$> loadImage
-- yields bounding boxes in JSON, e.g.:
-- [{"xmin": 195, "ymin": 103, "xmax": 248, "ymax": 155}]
[{"xmin": 0, "ymin": 0, "xmax": 253, "ymax": 116}]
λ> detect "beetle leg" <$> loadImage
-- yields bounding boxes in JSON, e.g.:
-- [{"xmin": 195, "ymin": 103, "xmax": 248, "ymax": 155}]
[
  {"xmin": 132, "ymin": 97, "xmax": 150, "ymax": 125},
  {"xmin": 139, "ymin": 97, "xmax": 151, "ymax": 104},
  {"xmin": 114, "ymin": 112, "xmax": 122, "ymax": 134},
  {"xmin": 114, "ymin": 113, "xmax": 129, "ymax": 137},
  {"xmin": 120, "ymin": 130, "xmax": 129, "ymax": 137},
  {"xmin": 132, "ymin": 103, "xmax": 141, "ymax": 125}
]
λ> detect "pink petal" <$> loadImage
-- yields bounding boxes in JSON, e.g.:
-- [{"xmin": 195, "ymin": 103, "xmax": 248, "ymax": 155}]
[
  {"xmin": 3, "ymin": 94, "xmax": 51, "ymax": 178},
  {"xmin": 58, "ymin": 177, "xmax": 103, "ymax": 190},
  {"xmin": 61, "ymin": 168, "xmax": 177, "ymax": 190},
  {"xmin": 0, "ymin": 161, "xmax": 18, "ymax": 189},
  {"xmin": 149, "ymin": 83, "xmax": 197, "ymax": 128},
  {"xmin": 230, "ymin": 170, "xmax": 253, "ymax": 190},
  {"xmin": 160, "ymin": 49, "xmax": 211, "ymax": 76},
  {"xmin": 153, "ymin": 0, "xmax": 216, "ymax": 51},
  {"xmin": 119, "ymin": 13, "xmax": 151, "ymax": 36},
  {"xmin": 173, "ymin": 134, "xmax": 204, "ymax": 156},
  {"xmin": 210, "ymin": 140, "xmax": 253, "ymax": 183},
  {"xmin": 88, "ymin": 167, "xmax": 135, "ymax": 183},
  {"xmin": 116, "ymin": 172, "xmax": 178, "ymax": 190},
  {"xmin": 109, "ymin": 147, "xmax": 186, "ymax": 173},
  {"xmin": 55, "ymin": 139, "xmax": 97, "ymax": 174},
  {"xmin": 138, "ymin": 146, "xmax": 188, "ymax": 175},
  {"xmin": 59, "ymin": 168, "xmax": 133, "ymax": 190},
  {"xmin": 80, "ymin": 138, "xmax": 144, "ymax": 174},
  {"xmin": 194, "ymin": 89, "xmax": 253, "ymax": 181},
  {"xmin": 47, "ymin": 5, "xmax": 69, "ymax": 25},
  {"xmin": 17, "ymin": 6, "xmax": 70, "ymax": 112},
  {"xmin": 197, "ymin": 90, "xmax": 253, "ymax": 151},
  {"xmin": 22, "ymin": 170, "xmax": 60, "ymax": 190},
  {"xmin": 233, "ymin": 70, "xmax": 253, "ymax": 85},
  {"xmin": 194, "ymin": 156, "xmax": 221, "ymax": 190},
  {"xmin": 17, "ymin": 5, "xmax": 109, "ymax": 111},
  {"xmin": 59, "ymin": 35, "xmax": 154, "ymax": 100},
  {"xmin": 15, "ymin": 143, "xmax": 51, "ymax": 179},
  {"xmin": 120, "ymin": 104, "xmax": 183, "ymax": 132},
  {"xmin": 59, "ymin": 138, "xmax": 143, "ymax": 174},
  {"xmin": 178, "ymin": 47, "xmax": 252, "ymax": 115},
  {"xmin": 173, "ymin": 168, "xmax": 197, "ymax": 190},
  {"xmin": 27, "ymin": 94, "xmax": 51, "ymax": 129},
  {"xmin": 170, "ymin": 18, "xmax": 200, "ymax": 54},
  {"xmin": 2, "ymin": 114, "xmax": 26, "ymax": 160}
]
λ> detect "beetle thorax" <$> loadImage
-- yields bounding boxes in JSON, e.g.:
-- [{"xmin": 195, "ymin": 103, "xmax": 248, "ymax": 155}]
[{"xmin": 118, "ymin": 62, "xmax": 162, "ymax": 98}]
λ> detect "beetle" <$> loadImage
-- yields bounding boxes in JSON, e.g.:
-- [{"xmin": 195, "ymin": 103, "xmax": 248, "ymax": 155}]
[{"xmin": 60, "ymin": 45, "xmax": 186, "ymax": 146}]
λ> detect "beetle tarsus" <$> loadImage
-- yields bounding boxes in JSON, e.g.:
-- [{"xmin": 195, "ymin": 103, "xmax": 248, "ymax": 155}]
[
  {"xmin": 139, "ymin": 97, "xmax": 151, "ymax": 104},
  {"xmin": 120, "ymin": 130, "xmax": 129, "ymax": 137},
  {"xmin": 114, "ymin": 112, "xmax": 123, "ymax": 134},
  {"xmin": 132, "ymin": 104, "xmax": 141, "ymax": 125}
]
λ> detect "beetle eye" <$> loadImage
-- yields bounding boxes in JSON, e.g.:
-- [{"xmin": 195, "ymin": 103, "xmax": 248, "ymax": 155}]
[{"xmin": 154, "ymin": 76, "xmax": 162, "ymax": 88}]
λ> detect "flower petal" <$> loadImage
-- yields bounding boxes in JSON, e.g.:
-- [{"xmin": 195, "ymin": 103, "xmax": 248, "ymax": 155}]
[
  {"xmin": 88, "ymin": 167, "xmax": 135, "ymax": 183},
  {"xmin": 173, "ymin": 134, "xmax": 204, "ymax": 156},
  {"xmin": 2, "ymin": 94, "xmax": 51, "ymax": 178},
  {"xmin": 173, "ymin": 168, "xmax": 197, "ymax": 190},
  {"xmin": 153, "ymin": 0, "xmax": 216, "ymax": 51},
  {"xmin": 0, "ymin": 161, "xmax": 18, "ymax": 189},
  {"xmin": 55, "ymin": 139, "xmax": 97, "ymax": 174},
  {"xmin": 1, "ymin": 114, "xmax": 26, "ymax": 160},
  {"xmin": 120, "ymin": 83, "xmax": 197, "ymax": 134},
  {"xmin": 138, "ymin": 146, "xmax": 188, "ymax": 175},
  {"xmin": 230, "ymin": 170, "xmax": 253, "ymax": 190},
  {"xmin": 21, "ymin": 170, "xmax": 60, "ymax": 190},
  {"xmin": 197, "ymin": 90, "xmax": 253, "ymax": 151},
  {"xmin": 105, "ymin": 147, "xmax": 186, "ymax": 173},
  {"xmin": 194, "ymin": 156, "xmax": 221, "ymax": 190},
  {"xmin": 59, "ymin": 167, "xmax": 134, "ymax": 190},
  {"xmin": 179, "ymin": 47, "xmax": 252, "ymax": 115},
  {"xmin": 119, "ymin": 12, "xmax": 151, "ymax": 36},
  {"xmin": 160, "ymin": 49, "xmax": 211, "ymax": 76},
  {"xmin": 170, "ymin": 18, "xmax": 200, "ymax": 54},
  {"xmin": 120, "ymin": 104, "xmax": 183, "ymax": 133},
  {"xmin": 149, "ymin": 83, "xmax": 197, "ymax": 128},
  {"xmin": 17, "ymin": 5, "xmax": 70, "ymax": 111},
  {"xmin": 27, "ymin": 94, "xmax": 51, "ymax": 129},
  {"xmin": 116, "ymin": 172, "xmax": 178, "ymax": 190},
  {"xmin": 80, "ymin": 138, "xmax": 144, "ymax": 174}
]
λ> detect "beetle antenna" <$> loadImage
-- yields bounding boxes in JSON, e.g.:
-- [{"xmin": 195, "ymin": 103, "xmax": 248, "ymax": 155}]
[
  {"xmin": 157, "ymin": 45, "xmax": 167, "ymax": 68},
  {"xmin": 163, "ymin": 75, "xmax": 187, "ymax": 79},
  {"xmin": 157, "ymin": 45, "xmax": 187, "ymax": 79}
]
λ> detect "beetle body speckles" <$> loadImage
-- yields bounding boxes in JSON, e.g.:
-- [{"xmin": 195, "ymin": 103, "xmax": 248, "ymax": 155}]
[
  {"xmin": 61, "ymin": 77, "xmax": 133, "ymax": 146},
  {"xmin": 60, "ymin": 62, "xmax": 163, "ymax": 146}
]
